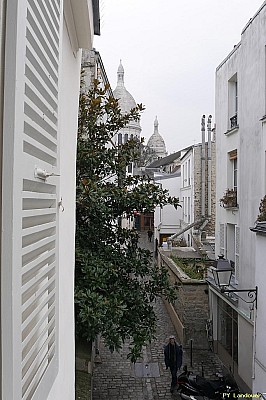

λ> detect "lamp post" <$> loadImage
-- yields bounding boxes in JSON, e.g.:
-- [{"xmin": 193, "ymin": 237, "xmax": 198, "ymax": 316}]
[{"xmin": 209, "ymin": 255, "xmax": 258, "ymax": 309}]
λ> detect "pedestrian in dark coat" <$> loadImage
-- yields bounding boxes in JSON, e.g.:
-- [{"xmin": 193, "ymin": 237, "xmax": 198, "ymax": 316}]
[
  {"xmin": 147, "ymin": 229, "xmax": 153, "ymax": 242},
  {"xmin": 164, "ymin": 336, "xmax": 183, "ymax": 393}
]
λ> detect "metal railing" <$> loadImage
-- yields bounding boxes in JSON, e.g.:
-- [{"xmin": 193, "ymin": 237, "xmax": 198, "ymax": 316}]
[{"xmin": 230, "ymin": 114, "xmax": 238, "ymax": 129}]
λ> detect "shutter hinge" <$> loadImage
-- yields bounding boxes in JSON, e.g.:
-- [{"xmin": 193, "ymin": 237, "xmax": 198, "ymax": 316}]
[{"xmin": 35, "ymin": 167, "xmax": 60, "ymax": 181}]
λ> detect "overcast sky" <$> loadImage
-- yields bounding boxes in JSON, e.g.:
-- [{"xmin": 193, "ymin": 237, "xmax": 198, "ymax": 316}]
[{"xmin": 94, "ymin": 0, "xmax": 264, "ymax": 153}]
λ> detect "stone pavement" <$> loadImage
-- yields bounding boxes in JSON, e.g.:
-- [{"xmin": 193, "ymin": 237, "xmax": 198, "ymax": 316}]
[{"xmin": 92, "ymin": 232, "xmax": 223, "ymax": 400}]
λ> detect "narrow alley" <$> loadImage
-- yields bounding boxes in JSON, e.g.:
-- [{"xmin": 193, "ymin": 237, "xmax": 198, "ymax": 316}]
[{"xmin": 92, "ymin": 233, "xmax": 223, "ymax": 399}]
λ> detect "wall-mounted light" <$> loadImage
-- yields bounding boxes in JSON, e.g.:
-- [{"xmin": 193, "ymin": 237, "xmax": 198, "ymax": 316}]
[{"xmin": 209, "ymin": 255, "xmax": 258, "ymax": 309}]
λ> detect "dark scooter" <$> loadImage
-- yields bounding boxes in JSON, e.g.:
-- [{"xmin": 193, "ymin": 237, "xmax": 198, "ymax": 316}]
[{"xmin": 177, "ymin": 366, "xmax": 239, "ymax": 400}]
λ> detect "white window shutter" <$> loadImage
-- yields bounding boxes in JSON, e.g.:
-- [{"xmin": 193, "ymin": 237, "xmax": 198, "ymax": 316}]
[
  {"xmin": 219, "ymin": 223, "xmax": 226, "ymax": 257},
  {"xmin": 235, "ymin": 226, "xmax": 240, "ymax": 281},
  {"xmin": 2, "ymin": 1, "xmax": 62, "ymax": 399}
]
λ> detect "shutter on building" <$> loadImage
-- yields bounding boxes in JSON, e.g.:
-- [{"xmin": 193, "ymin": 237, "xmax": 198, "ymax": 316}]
[
  {"xmin": 219, "ymin": 223, "xmax": 226, "ymax": 257},
  {"xmin": 228, "ymin": 149, "xmax": 237, "ymax": 160},
  {"xmin": 235, "ymin": 226, "xmax": 240, "ymax": 282},
  {"xmin": 2, "ymin": 1, "xmax": 62, "ymax": 399}
]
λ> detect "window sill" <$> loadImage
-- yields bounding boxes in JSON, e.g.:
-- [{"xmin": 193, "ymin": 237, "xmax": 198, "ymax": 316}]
[
  {"xmin": 224, "ymin": 126, "xmax": 239, "ymax": 136},
  {"xmin": 224, "ymin": 206, "xmax": 238, "ymax": 211}
]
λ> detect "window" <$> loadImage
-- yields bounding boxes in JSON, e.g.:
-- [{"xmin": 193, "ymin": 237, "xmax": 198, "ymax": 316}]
[
  {"xmin": 182, "ymin": 196, "xmax": 185, "ymax": 219},
  {"xmin": 118, "ymin": 133, "xmax": 122, "ymax": 145},
  {"xmin": 184, "ymin": 197, "xmax": 188, "ymax": 221},
  {"xmin": 228, "ymin": 74, "xmax": 238, "ymax": 129},
  {"xmin": 188, "ymin": 197, "xmax": 191, "ymax": 223},
  {"xmin": 233, "ymin": 158, "xmax": 237, "ymax": 192},
  {"xmin": 124, "ymin": 133, "xmax": 128, "ymax": 143},
  {"xmin": 217, "ymin": 298, "xmax": 238, "ymax": 364},
  {"xmin": 226, "ymin": 223, "xmax": 235, "ymax": 266},
  {"xmin": 228, "ymin": 150, "xmax": 237, "ymax": 193},
  {"xmin": 188, "ymin": 159, "xmax": 191, "ymax": 185},
  {"xmin": 235, "ymin": 226, "xmax": 240, "ymax": 282}
]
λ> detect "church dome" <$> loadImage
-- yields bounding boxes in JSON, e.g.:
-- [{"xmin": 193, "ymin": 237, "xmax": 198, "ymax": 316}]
[
  {"xmin": 112, "ymin": 61, "xmax": 141, "ymax": 145},
  {"xmin": 113, "ymin": 61, "xmax": 139, "ymax": 118},
  {"xmin": 147, "ymin": 117, "xmax": 167, "ymax": 159}
]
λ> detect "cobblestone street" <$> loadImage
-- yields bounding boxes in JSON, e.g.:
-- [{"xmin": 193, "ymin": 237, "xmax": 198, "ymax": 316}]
[{"xmin": 92, "ymin": 233, "xmax": 223, "ymax": 399}]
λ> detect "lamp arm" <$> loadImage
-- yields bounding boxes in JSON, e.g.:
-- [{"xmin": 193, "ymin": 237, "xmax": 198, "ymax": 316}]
[{"xmin": 220, "ymin": 286, "xmax": 258, "ymax": 308}]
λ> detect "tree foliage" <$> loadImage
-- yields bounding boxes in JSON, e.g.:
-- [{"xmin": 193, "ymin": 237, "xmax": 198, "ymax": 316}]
[{"xmin": 75, "ymin": 80, "xmax": 180, "ymax": 361}]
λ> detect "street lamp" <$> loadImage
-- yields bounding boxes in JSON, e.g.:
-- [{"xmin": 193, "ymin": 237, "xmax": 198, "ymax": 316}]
[
  {"xmin": 209, "ymin": 255, "xmax": 258, "ymax": 309},
  {"xmin": 209, "ymin": 256, "xmax": 233, "ymax": 287}
]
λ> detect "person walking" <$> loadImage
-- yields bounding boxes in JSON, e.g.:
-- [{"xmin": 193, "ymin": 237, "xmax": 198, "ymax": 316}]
[
  {"xmin": 147, "ymin": 229, "xmax": 153, "ymax": 242},
  {"xmin": 164, "ymin": 335, "xmax": 183, "ymax": 393}
]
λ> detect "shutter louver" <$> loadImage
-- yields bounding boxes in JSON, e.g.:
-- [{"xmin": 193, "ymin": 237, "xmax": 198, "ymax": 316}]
[
  {"xmin": 235, "ymin": 226, "xmax": 240, "ymax": 281},
  {"xmin": 2, "ymin": 1, "xmax": 62, "ymax": 399},
  {"xmin": 220, "ymin": 223, "xmax": 225, "ymax": 256}
]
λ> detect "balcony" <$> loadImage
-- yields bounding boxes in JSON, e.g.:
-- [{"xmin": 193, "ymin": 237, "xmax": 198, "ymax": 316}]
[
  {"xmin": 220, "ymin": 189, "xmax": 238, "ymax": 209},
  {"xmin": 230, "ymin": 114, "xmax": 238, "ymax": 129}
]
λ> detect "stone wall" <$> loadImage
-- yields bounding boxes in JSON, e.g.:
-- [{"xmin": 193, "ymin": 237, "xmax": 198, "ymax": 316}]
[
  {"xmin": 193, "ymin": 144, "xmax": 202, "ymax": 223},
  {"xmin": 160, "ymin": 251, "xmax": 209, "ymax": 350},
  {"xmin": 209, "ymin": 141, "xmax": 216, "ymax": 235},
  {"xmin": 193, "ymin": 142, "xmax": 216, "ymax": 236}
]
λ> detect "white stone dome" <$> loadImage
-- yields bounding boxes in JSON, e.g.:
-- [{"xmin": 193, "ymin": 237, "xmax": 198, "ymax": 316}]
[
  {"xmin": 112, "ymin": 61, "xmax": 141, "ymax": 145},
  {"xmin": 113, "ymin": 86, "xmax": 137, "ymax": 114},
  {"xmin": 147, "ymin": 117, "xmax": 167, "ymax": 159}
]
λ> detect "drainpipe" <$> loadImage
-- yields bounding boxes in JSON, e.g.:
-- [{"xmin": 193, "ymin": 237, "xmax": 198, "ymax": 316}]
[
  {"xmin": 201, "ymin": 115, "xmax": 206, "ymax": 217},
  {"xmin": 252, "ymin": 306, "xmax": 258, "ymax": 380},
  {"xmin": 207, "ymin": 115, "xmax": 212, "ymax": 218},
  {"xmin": 0, "ymin": 0, "xmax": 7, "ymax": 396}
]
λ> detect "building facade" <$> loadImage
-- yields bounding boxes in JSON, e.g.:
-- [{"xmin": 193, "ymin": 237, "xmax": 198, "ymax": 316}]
[
  {"xmin": 81, "ymin": 48, "xmax": 112, "ymax": 96},
  {"xmin": 211, "ymin": 2, "xmax": 266, "ymax": 391},
  {"xmin": 0, "ymin": 1, "xmax": 99, "ymax": 399},
  {"xmin": 179, "ymin": 128, "xmax": 216, "ymax": 251},
  {"xmin": 154, "ymin": 171, "xmax": 182, "ymax": 245},
  {"xmin": 146, "ymin": 150, "xmax": 183, "ymax": 174},
  {"xmin": 152, "ymin": 129, "xmax": 216, "ymax": 251}
]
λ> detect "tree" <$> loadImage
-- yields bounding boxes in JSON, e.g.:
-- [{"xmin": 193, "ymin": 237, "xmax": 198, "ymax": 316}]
[
  {"xmin": 75, "ymin": 80, "xmax": 180, "ymax": 361},
  {"xmin": 134, "ymin": 141, "xmax": 158, "ymax": 167}
]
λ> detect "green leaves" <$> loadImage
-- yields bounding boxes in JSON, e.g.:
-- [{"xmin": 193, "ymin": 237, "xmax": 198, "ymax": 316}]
[{"xmin": 75, "ymin": 80, "xmax": 179, "ymax": 362}]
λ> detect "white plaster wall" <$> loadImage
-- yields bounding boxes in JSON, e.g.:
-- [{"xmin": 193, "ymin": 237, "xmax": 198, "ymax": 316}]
[
  {"xmin": 180, "ymin": 150, "xmax": 194, "ymax": 245},
  {"xmin": 215, "ymin": 4, "xmax": 266, "ymax": 388},
  {"xmin": 154, "ymin": 173, "xmax": 182, "ymax": 236},
  {"xmin": 46, "ymin": 20, "xmax": 82, "ymax": 400},
  {"xmin": 238, "ymin": 317, "xmax": 253, "ymax": 390},
  {"xmin": 253, "ymin": 234, "xmax": 266, "ymax": 391},
  {"xmin": 215, "ymin": 46, "xmax": 240, "ymax": 260},
  {"xmin": 180, "ymin": 151, "xmax": 193, "ymax": 215},
  {"xmin": 237, "ymin": 15, "xmax": 265, "ymax": 294}
]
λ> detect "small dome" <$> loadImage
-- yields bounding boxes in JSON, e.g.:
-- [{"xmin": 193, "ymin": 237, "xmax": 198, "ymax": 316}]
[{"xmin": 147, "ymin": 117, "xmax": 167, "ymax": 159}]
